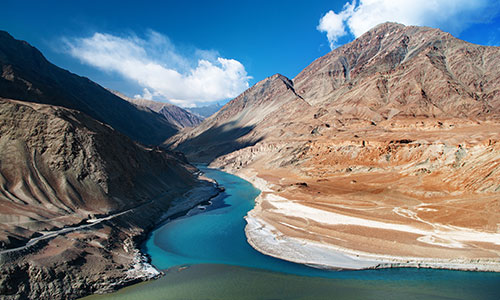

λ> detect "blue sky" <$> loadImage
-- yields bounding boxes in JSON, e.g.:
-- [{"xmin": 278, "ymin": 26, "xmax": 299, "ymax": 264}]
[{"xmin": 1, "ymin": 0, "xmax": 499, "ymax": 107}]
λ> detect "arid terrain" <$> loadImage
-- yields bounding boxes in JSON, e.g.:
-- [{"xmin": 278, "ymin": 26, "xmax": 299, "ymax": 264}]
[
  {"xmin": 170, "ymin": 23, "xmax": 500, "ymax": 271},
  {"xmin": 0, "ymin": 32, "xmax": 220, "ymax": 299}
]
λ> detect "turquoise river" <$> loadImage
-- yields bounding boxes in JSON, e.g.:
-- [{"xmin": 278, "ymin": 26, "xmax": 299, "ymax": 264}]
[{"xmin": 84, "ymin": 166, "xmax": 500, "ymax": 300}]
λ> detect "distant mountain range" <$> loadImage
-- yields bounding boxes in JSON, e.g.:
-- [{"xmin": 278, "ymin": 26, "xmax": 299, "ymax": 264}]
[
  {"xmin": 187, "ymin": 103, "xmax": 222, "ymax": 118},
  {"xmin": 109, "ymin": 90, "xmax": 203, "ymax": 128}
]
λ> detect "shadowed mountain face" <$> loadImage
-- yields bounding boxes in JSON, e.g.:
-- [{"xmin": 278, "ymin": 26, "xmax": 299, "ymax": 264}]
[
  {"xmin": 109, "ymin": 91, "xmax": 203, "ymax": 128},
  {"xmin": 0, "ymin": 96, "xmax": 209, "ymax": 300},
  {"xmin": 0, "ymin": 31, "xmax": 178, "ymax": 145},
  {"xmin": 0, "ymin": 97, "xmax": 197, "ymax": 250},
  {"xmin": 166, "ymin": 73, "xmax": 310, "ymax": 162}
]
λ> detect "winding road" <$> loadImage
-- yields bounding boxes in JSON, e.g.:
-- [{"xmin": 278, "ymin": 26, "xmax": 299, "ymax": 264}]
[{"xmin": 0, "ymin": 207, "xmax": 135, "ymax": 255}]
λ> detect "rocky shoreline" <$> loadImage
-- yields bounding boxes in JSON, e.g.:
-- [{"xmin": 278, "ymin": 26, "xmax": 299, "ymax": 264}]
[
  {"xmin": 217, "ymin": 166, "xmax": 500, "ymax": 273},
  {"xmin": 0, "ymin": 177, "xmax": 222, "ymax": 300}
]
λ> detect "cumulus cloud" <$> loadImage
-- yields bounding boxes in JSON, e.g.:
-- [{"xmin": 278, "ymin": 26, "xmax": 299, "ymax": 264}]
[
  {"xmin": 318, "ymin": 0, "xmax": 497, "ymax": 49},
  {"xmin": 64, "ymin": 31, "xmax": 251, "ymax": 106}
]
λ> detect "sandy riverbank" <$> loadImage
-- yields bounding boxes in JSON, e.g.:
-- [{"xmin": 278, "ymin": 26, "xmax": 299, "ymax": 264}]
[{"xmin": 223, "ymin": 167, "xmax": 500, "ymax": 272}]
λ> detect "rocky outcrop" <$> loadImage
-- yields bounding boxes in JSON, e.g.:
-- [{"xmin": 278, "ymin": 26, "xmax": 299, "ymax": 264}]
[{"xmin": 0, "ymin": 31, "xmax": 177, "ymax": 145}]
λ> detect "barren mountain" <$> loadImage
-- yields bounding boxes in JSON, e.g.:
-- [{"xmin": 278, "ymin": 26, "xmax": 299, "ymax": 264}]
[
  {"xmin": 169, "ymin": 23, "xmax": 500, "ymax": 270},
  {"xmin": 0, "ymin": 32, "xmax": 219, "ymax": 299},
  {"xmin": 0, "ymin": 97, "xmax": 218, "ymax": 299},
  {"xmin": 0, "ymin": 31, "xmax": 178, "ymax": 145},
  {"xmin": 110, "ymin": 91, "xmax": 203, "ymax": 128},
  {"xmin": 167, "ymin": 73, "xmax": 310, "ymax": 161},
  {"xmin": 0, "ymin": 97, "xmax": 197, "ymax": 250}
]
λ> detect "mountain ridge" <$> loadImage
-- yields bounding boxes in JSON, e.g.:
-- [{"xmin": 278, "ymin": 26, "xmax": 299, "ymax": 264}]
[
  {"xmin": 108, "ymin": 90, "xmax": 203, "ymax": 128},
  {"xmin": 0, "ymin": 30, "xmax": 178, "ymax": 145}
]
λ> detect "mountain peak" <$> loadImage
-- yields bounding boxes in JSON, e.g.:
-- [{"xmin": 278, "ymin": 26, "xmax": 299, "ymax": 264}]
[{"xmin": 370, "ymin": 21, "xmax": 406, "ymax": 32}]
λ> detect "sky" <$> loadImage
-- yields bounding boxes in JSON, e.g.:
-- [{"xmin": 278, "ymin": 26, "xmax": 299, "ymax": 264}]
[{"xmin": 1, "ymin": 0, "xmax": 500, "ymax": 107}]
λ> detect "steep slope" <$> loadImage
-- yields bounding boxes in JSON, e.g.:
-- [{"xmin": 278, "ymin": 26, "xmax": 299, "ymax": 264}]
[
  {"xmin": 0, "ymin": 31, "xmax": 177, "ymax": 145},
  {"xmin": 110, "ymin": 91, "xmax": 203, "ymax": 128},
  {"xmin": 171, "ymin": 23, "xmax": 500, "ymax": 271},
  {"xmin": 167, "ymin": 73, "xmax": 311, "ymax": 162},
  {"xmin": 293, "ymin": 22, "xmax": 500, "ymax": 120},
  {"xmin": 0, "ymin": 97, "xmax": 218, "ymax": 299}
]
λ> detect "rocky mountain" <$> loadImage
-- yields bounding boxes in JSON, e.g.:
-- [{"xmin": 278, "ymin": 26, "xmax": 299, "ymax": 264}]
[
  {"xmin": 167, "ymin": 73, "xmax": 310, "ymax": 162},
  {"xmin": 110, "ymin": 91, "xmax": 203, "ymax": 128},
  {"xmin": 0, "ymin": 97, "xmax": 219, "ymax": 299},
  {"xmin": 0, "ymin": 31, "xmax": 178, "ymax": 145},
  {"xmin": 169, "ymin": 23, "xmax": 500, "ymax": 270},
  {"xmin": 0, "ymin": 31, "xmax": 220, "ymax": 299},
  {"xmin": 0, "ymin": 97, "xmax": 196, "ymax": 249},
  {"xmin": 187, "ymin": 103, "xmax": 222, "ymax": 118}
]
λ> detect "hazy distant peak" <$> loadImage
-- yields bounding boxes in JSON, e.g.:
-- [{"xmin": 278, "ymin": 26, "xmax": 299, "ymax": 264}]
[{"xmin": 109, "ymin": 89, "xmax": 203, "ymax": 128}]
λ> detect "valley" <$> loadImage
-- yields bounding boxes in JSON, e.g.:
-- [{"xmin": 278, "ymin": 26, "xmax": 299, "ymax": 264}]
[{"xmin": 1, "ymin": 16, "xmax": 500, "ymax": 300}]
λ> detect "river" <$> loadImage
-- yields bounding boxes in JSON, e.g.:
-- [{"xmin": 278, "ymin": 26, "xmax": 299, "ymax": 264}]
[{"xmin": 84, "ymin": 166, "xmax": 500, "ymax": 300}]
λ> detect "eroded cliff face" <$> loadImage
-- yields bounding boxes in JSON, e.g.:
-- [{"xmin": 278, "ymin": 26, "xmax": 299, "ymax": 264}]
[
  {"xmin": 171, "ymin": 23, "xmax": 500, "ymax": 269},
  {"xmin": 0, "ymin": 98, "xmax": 217, "ymax": 299}
]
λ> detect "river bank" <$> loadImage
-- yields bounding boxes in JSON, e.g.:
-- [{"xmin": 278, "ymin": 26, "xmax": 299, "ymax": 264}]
[
  {"xmin": 0, "ymin": 174, "xmax": 221, "ymax": 300},
  {"xmin": 220, "ymin": 166, "xmax": 500, "ymax": 272}
]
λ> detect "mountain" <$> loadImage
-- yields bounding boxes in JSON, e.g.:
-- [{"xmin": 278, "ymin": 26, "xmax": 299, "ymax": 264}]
[
  {"xmin": 0, "ymin": 97, "xmax": 219, "ymax": 299},
  {"xmin": 109, "ymin": 90, "xmax": 203, "ymax": 128},
  {"xmin": 0, "ymin": 31, "xmax": 219, "ymax": 299},
  {"xmin": 0, "ymin": 97, "xmax": 197, "ymax": 249},
  {"xmin": 187, "ymin": 103, "xmax": 222, "ymax": 118},
  {"xmin": 167, "ymin": 73, "xmax": 309, "ymax": 161},
  {"xmin": 0, "ymin": 31, "xmax": 178, "ymax": 145},
  {"xmin": 169, "ymin": 23, "xmax": 500, "ymax": 270}
]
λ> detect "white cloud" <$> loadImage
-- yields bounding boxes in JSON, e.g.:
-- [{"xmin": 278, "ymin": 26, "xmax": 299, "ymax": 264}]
[
  {"xmin": 317, "ymin": 2, "xmax": 355, "ymax": 49},
  {"xmin": 65, "ymin": 31, "xmax": 251, "ymax": 106},
  {"xmin": 134, "ymin": 88, "xmax": 154, "ymax": 100},
  {"xmin": 318, "ymin": 0, "xmax": 497, "ymax": 50}
]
